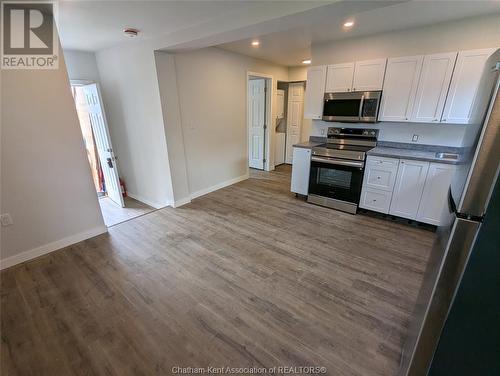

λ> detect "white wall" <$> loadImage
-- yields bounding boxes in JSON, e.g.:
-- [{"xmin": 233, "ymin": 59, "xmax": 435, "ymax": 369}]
[
  {"xmin": 288, "ymin": 66, "xmax": 307, "ymax": 81},
  {"xmin": 63, "ymin": 49, "xmax": 101, "ymax": 82},
  {"xmin": 154, "ymin": 52, "xmax": 191, "ymax": 206},
  {"xmin": 1, "ymin": 48, "xmax": 106, "ymax": 269},
  {"xmin": 156, "ymin": 47, "xmax": 289, "ymax": 203},
  {"xmin": 313, "ymin": 14, "xmax": 500, "ymax": 65},
  {"xmin": 309, "ymin": 14, "xmax": 500, "ymax": 146},
  {"xmin": 95, "ymin": 42, "xmax": 174, "ymax": 208}
]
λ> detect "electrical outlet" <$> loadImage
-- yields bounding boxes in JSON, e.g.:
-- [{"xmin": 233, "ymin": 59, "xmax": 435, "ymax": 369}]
[
  {"xmin": 320, "ymin": 128, "xmax": 326, "ymax": 135},
  {"xmin": 0, "ymin": 213, "xmax": 13, "ymax": 227},
  {"xmin": 412, "ymin": 134, "xmax": 419, "ymax": 142}
]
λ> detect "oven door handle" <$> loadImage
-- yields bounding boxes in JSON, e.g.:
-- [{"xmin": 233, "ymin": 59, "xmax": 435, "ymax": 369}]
[{"xmin": 311, "ymin": 156, "xmax": 364, "ymax": 168}]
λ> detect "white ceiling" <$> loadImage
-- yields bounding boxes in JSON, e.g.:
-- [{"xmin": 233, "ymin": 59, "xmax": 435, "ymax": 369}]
[
  {"xmin": 57, "ymin": 1, "xmax": 330, "ymax": 52},
  {"xmin": 218, "ymin": 1, "xmax": 500, "ymax": 66},
  {"xmin": 58, "ymin": 0, "xmax": 500, "ymax": 66}
]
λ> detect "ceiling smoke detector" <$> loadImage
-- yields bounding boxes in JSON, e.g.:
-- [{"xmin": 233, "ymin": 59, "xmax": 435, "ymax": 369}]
[{"xmin": 123, "ymin": 28, "xmax": 139, "ymax": 38}]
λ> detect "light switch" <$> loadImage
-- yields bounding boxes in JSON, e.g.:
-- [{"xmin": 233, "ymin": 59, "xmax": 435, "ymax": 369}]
[{"xmin": 412, "ymin": 134, "xmax": 419, "ymax": 142}]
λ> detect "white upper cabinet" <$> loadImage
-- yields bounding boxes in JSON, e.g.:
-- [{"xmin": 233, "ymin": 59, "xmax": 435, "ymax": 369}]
[
  {"xmin": 304, "ymin": 65, "xmax": 327, "ymax": 120},
  {"xmin": 378, "ymin": 55, "xmax": 424, "ymax": 122},
  {"xmin": 389, "ymin": 159, "xmax": 429, "ymax": 219},
  {"xmin": 410, "ymin": 52, "xmax": 457, "ymax": 123},
  {"xmin": 352, "ymin": 58, "xmax": 387, "ymax": 91},
  {"xmin": 325, "ymin": 63, "xmax": 355, "ymax": 92},
  {"xmin": 441, "ymin": 48, "xmax": 496, "ymax": 124}
]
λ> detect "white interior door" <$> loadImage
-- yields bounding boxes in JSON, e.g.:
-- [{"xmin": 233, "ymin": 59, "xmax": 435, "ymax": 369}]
[
  {"xmin": 285, "ymin": 83, "xmax": 304, "ymax": 164},
  {"xmin": 248, "ymin": 79, "xmax": 266, "ymax": 170},
  {"xmin": 81, "ymin": 83, "xmax": 124, "ymax": 207}
]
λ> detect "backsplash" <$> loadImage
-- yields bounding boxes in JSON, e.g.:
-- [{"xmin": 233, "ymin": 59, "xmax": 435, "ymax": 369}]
[{"xmin": 310, "ymin": 120, "xmax": 470, "ymax": 147}]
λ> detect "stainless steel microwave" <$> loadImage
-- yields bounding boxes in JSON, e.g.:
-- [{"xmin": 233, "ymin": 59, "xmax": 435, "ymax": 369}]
[{"xmin": 322, "ymin": 91, "xmax": 382, "ymax": 123}]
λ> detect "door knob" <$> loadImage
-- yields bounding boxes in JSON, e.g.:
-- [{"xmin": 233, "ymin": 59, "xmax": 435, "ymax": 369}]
[{"xmin": 107, "ymin": 157, "xmax": 114, "ymax": 168}]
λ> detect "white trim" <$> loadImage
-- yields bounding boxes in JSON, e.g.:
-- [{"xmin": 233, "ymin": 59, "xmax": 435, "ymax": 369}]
[
  {"xmin": 173, "ymin": 197, "xmax": 192, "ymax": 208},
  {"xmin": 70, "ymin": 79, "xmax": 95, "ymax": 86},
  {"xmin": 190, "ymin": 174, "xmax": 249, "ymax": 200},
  {"xmin": 0, "ymin": 226, "xmax": 108, "ymax": 271},
  {"xmin": 247, "ymin": 71, "xmax": 274, "ymax": 172},
  {"xmin": 172, "ymin": 174, "xmax": 250, "ymax": 207},
  {"xmin": 126, "ymin": 192, "xmax": 168, "ymax": 209}
]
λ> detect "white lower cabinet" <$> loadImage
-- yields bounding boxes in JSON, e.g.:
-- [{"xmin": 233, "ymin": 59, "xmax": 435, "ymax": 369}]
[
  {"xmin": 291, "ymin": 147, "xmax": 311, "ymax": 195},
  {"xmin": 416, "ymin": 163, "xmax": 457, "ymax": 225},
  {"xmin": 364, "ymin": 156, "xmax": 399, "ymax": 191},
  {"xmin": 389, "ymin": 159, "xmax": 429, "ymax": 219},
  {"xmin": 360, "ymin": 156, "xmax": 455, "ymax": 225},
  {"xmin": 360, "ymin": 187, "xmax": 392, "ymax": 214}
]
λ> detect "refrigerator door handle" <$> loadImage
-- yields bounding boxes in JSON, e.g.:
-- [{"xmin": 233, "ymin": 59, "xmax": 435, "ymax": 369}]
[{"xmin": 448, "ymin": 187, "xmax": 457, "ymax": 214}]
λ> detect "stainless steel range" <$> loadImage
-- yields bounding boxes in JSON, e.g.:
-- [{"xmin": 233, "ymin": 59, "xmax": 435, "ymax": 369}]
[{"xmin": 308, "ymin": 127, "xmax": 378, "ymax": 214}]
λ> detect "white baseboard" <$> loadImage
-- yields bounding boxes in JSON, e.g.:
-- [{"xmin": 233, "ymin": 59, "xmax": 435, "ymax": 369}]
[
  {"xmin": 190, "ymin": 174, "xmax": 249, "ymax": 200},
  {"xmin": 126, "ymin": 192, "xmax": 168, "ymax": 209},
  {"xmin": 173, "ymin": 197, "xmax": 192, "ymax": 208},
  {"xmin": 0, "ymin": 226, "xmax": 108, "ymax": 271}
]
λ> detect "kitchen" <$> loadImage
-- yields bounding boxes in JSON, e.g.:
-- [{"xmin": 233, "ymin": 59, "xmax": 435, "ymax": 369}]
[{"xmin": 291, "ymin": 48, "xmax": 497, "ymax": 227}]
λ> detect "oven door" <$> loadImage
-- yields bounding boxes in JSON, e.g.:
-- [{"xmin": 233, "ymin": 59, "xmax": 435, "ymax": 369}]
[{"xmin": 308, "ymin": 156, "xmax": 364, "ymax": 211}]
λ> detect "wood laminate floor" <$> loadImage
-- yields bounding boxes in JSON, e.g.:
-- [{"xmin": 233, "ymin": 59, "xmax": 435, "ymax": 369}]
[
  {"xmin": 1, "ymin": 165, "xmax": 435, "ymax": 376},
  {"xmin": 99, "ymin": 196, "xmax": 155, "ymax": 227}
]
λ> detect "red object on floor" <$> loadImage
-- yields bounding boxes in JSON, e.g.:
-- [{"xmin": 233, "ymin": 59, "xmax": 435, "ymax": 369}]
[{"xmin": 119, "ymin": 178, "xmax": 127, "ymax": 197}]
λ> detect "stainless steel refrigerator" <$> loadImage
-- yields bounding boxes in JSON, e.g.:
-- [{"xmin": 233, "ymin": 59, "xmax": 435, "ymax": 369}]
[{"xmin": 400, "ymin": 50, "xmax": 500, "ymax": 376}]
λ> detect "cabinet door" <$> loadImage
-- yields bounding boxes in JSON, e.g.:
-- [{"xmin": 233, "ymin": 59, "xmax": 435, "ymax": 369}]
[
  {"xmin": 304, "ymin": 65, "xmax": 327, "ymax": 120},
  {"xmin": 390, "ymin": 159, "xmax": 429, "ymax": 219},
  {"xmin": 352, "ymin": 58, "xmax": 387, "ymax": 91},
  {"xmin": 441, "ymin": 48, "xmax": 496, "ymax": 124},
  {"xmin": 325, "ymin": 63, "xmax": 355, "ymax": 93},
  {"xmin": 411, "ymin": 52, "xmax": 457, "ymax": 123},
  {"xmin": 291, "ymin": 147, "xmax": 311, "ymax": 195},
  {"xmin": 417, "ymin": 163, "xmax": 456, "ymax": 225},
  {"xmin": 378, "ymin": 55, "xmax": 424, "ymax": 122}
]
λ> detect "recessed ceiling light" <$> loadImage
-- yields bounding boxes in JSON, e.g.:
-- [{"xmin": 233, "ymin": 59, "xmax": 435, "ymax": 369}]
[
  {"xmin": 302, "ymin": 59, "xmax": 311, "ymax": 65},
  {"xmin": 251, "ymin": 40, "xmax": 260, "ymax": 47},
  {"xmin": 343, "ymin": 21, "xmax": 354, "ymax": 28},
  {"xmin": 123, "ymin": 28, "xmax": 139, "ymax": 38}
]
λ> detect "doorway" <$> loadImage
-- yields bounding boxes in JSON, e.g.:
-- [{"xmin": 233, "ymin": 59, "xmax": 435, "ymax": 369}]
[
  {"xmin": 274, "ymin": 81, "xmax": 306, "ymax": 166},
  {"xmin": 247, "ymin": 73, "xmax": 272, "ymax": 171},
  {"xmin": 71, "ymin": 81, "xmax": 154, "ymax": 226}
]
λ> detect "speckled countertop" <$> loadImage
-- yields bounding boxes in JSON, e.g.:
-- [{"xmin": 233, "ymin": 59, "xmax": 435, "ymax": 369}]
[
  {"xmin": 367, "ymin": 142, "xmax": 468, "ymax": 165},
  {"xmin": 293, "ymin": 137, "xmax": 326, "ymax": 149}
]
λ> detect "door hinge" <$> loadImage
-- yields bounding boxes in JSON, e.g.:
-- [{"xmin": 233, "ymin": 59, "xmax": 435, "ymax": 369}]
[
  {"xmin": 263, "ymin": 158, "xmax": 266, "ymax": 163},
  {"xmin": 263, "ymin": 124, "xmax": 267, "ymax": 130}
]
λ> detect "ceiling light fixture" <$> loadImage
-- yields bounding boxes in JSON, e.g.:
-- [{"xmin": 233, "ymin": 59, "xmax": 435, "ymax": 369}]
[
  {"xmin": 251, "ymin": 40, "xmax": 260, "ymax": 47},
  {"xmin": 343, "ymin": 21, "xmax": 354, "ymax": 28},
  {"xmin": 123, "ymin": 28, "xmax": 139, "ymax": 38},
  {"xmin": 302, "ymin": 59, "xmax": 311, "ymax": 65}
]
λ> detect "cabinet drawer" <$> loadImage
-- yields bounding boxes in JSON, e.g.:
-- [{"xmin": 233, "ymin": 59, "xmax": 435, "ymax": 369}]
[
  {"xmin": 366, "ymin": 155, "xmax": 399, "ymax": 171},
  {"xmin": 364, "ymin": 166, "xmax": 397, "ymax": 191},
  {"xmin": 359, "ymin": 187, "xmax": 392, "ymax": 214}
]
